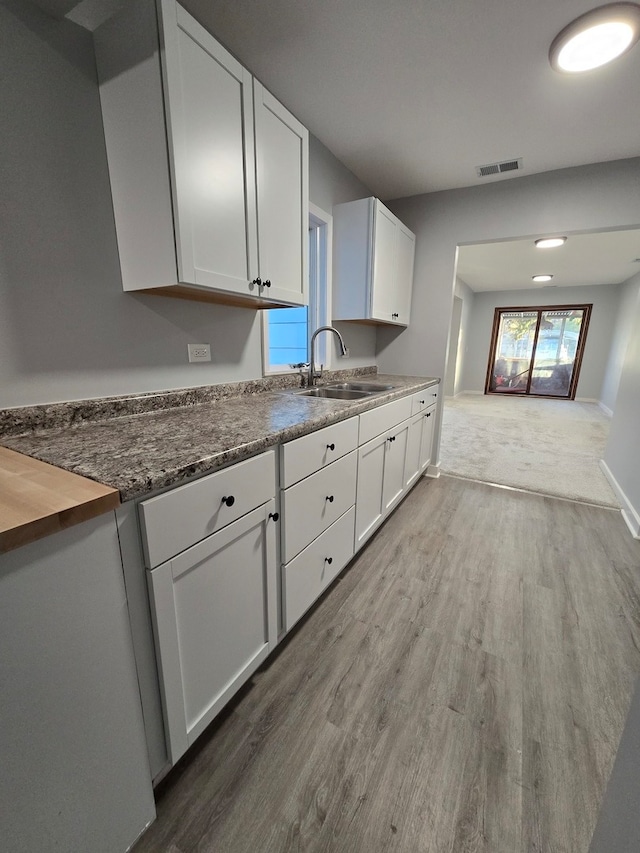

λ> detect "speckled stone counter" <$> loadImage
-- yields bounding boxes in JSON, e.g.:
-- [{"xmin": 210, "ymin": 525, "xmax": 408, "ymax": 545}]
[{"xmin": 0, "ymin": 373, "xmax": 439, "ymax": 502}]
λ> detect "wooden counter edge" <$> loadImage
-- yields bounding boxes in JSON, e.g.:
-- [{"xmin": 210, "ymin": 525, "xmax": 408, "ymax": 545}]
[{"xmin": 0, "ymin": 447, "xmax": 121, "ymax": 554}]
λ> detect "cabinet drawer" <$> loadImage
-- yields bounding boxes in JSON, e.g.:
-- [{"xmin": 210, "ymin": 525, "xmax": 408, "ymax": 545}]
[
  {"xmin": 358, "ymin": 395, "xmax": 412, "ymax": 445},
  {"xmin": 282, "ymin": 450, "xmax": 357, "ymax": 563},
  {"xmin": 411, "ymin": 385, "xmax": 440, "ymax": 415},
  {"xmin": 139, "ymin": 450, "xmax": 276, "ymax": 568},
  {"xmin": 283, "ymin": 506, "xmax": 355, "ymax": 632},
  {"xmin": 281, "ymin": 416, "xmax": 358, "ymax": 487}
]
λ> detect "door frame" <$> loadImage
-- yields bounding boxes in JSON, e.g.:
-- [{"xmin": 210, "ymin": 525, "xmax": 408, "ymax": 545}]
[{"xmin": 484, "ymin": 303, "xmax": 592, "ymax": 399}]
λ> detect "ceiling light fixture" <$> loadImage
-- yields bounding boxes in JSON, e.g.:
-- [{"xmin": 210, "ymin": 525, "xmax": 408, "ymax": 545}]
[
  {"xmin": 549, "ymin": 3, "xmax": 640, "ymax": 72},
  {"xmin": 532, "ymin": 274, "xmax": 554, "ymax": 282},
  {"xmin": 535, "ymin": 237, "xmax": 567, "ymax": 249}
]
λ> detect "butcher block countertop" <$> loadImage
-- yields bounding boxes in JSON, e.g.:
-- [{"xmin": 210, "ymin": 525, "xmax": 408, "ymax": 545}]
[
  {"xmin": 0, "ymin": 371, "xmax": 439, "ymax": 552},
  {"xmin": 0, "ymin": 446, "xmax": 120, "ymax": 553}
]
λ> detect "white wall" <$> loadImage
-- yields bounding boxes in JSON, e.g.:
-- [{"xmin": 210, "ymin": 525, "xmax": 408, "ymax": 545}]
[
  {"xmin": 379, "ymin": 158, "xmax": 640, "ymax": 503},
  {"xmin": 603, "ymin": 273, "xmax": 640, "ymax": 535},
  {"xmin": 0, "ymin": 2, "xmax": 375, "ymax": 409},
  {"xmin": 461, "ymin": 283, "xmax": 623, "ymax": 399},
  {"xmin": 448, "ymin": 278, "xmax": 474, "ymax": 396},
  {"xmin": 600, "ymin": 272, "xmax": 640, "ymax": 414}
]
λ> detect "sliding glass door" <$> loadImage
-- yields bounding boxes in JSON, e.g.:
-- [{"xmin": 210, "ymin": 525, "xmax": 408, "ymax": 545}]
[{"xmin": 485, "ymin": 305, "xmax": 591, "ymax": 399}]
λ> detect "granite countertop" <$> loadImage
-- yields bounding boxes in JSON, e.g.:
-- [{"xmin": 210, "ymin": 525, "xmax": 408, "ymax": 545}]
[{"xmin": 0, "ymin": 373, "xmax": 438, "ymax": 503}]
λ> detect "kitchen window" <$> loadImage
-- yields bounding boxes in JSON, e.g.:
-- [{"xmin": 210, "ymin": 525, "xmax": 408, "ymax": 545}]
[{"xmin": 262, "ymin": 203, "xmax": 332, "ymax": 374}]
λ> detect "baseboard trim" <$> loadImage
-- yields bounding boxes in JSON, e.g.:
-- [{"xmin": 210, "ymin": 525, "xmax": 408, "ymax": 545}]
[
  {"xmin": 598, "ymin": 401, "xmax": 614, "ymax": 418},
  {"xmin": 600, "ymin": 459, "xmax": 640, "ymax": 538},
  {"xmin": 461, "ymin": 390, "xmax": 484, "ymax": 395},
  {"xmin": 575, "ymin": 397, "xmax": 599, "ymax": 403}
]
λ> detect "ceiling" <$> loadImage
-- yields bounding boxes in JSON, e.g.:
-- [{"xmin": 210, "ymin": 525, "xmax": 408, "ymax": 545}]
[
  {"xmin": 32, "ymin": 0, "xmax": 640, "ymax": 291},
  {"xmin": 35, "ymin": 0, "xmax": 640, "ymax": 199},
  {"xmin": 456, "ymin": 229, "xmax": 640, "ymax": 292},
  {"xmin": 179, "ymin": 0, "xmax": 639, "ymax": 200}
]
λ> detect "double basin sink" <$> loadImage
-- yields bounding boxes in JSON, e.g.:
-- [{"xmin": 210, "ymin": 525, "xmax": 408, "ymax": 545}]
[{"xmin": 296, "ymin": 381, "xmax": 397, "ymax": 400}]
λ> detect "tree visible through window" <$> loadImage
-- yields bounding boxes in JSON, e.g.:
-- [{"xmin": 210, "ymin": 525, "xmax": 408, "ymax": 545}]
[{"xmin": 486, "ymin": 304, "xmax": 591, "ymax": 399}]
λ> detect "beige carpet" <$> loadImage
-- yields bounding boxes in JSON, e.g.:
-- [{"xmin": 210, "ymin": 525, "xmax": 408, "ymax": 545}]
[{"xmin": 440, "ymin": 393, "xmax": 620, "ymax": 508}]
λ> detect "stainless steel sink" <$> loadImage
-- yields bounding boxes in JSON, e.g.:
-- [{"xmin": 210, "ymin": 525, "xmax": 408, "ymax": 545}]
[
  {"xmin": 297, "ymin": 387, "xmax": 371, "ymax": 400},
  {"xmin": 323, "ymin": 382, "xmax": 397, "ymax": 393}
]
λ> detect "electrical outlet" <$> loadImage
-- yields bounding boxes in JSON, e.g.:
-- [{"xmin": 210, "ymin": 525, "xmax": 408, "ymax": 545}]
[{"xmin": 188, "ymin": 344, "xmax": 211, "ymax": 363}]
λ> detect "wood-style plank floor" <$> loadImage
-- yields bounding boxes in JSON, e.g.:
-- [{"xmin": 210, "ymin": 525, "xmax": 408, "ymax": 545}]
[{"xmin": 134, "ymin": 475, "xmax": 640, "ymax": 853}]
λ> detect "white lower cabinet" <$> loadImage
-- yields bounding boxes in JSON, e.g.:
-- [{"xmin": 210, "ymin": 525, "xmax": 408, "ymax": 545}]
[
  {"xmin": 147, "ymin": 501, "xmax": 277, "ymax": 764},
  {"xmin": 283, "ymin": 506, "xmax": 355, "ymax": 632},
  {"xmin": 141, "ymin": 449, "xmax": 278, "ymax": 765},
  {"xmin": 419, "ymin": 406, "xmax": 436, "ymax": 472},
  {"xmin": 405, "ymin": 403, "xmax": 436, "ymax": 488},
  {"xmin": 355, "ymin": 418, "xmax": 410, "ymax": 549},
  {"xmin": 279, "ymin": 417, "xmax": 358, "ymax": 636},
  {"xmin": 281, "ymin": 450, "xmax": 357, "ymax": 563}
]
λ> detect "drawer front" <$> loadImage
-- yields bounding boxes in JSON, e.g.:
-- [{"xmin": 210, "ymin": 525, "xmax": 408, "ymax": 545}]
[
  {"xmin": 282, "ymin": 450, "xmax": 357, "ymax": 563},
  {"xmin": 283, "ymin": 506, "xmax": 355, "ymax": 632},
  {"xmin": 358, "ymin": 395, "xmax": 412, "ymax": 445},
  {"xmin": 411, "ymin": 384, "xmax": 439, "ymax": 415},
  {"xmin": 281, "ymin": 416, "xmax": 358, "ymax": 488},
  {"xmin": 140, "ymin": 450, "xmax": 276, "ymax": 568}
]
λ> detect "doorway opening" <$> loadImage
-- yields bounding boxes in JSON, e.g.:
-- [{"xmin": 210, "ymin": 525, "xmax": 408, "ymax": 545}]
[{"xmin": 485, "ymin": 304, "xmax": 592, "ymax": 399}]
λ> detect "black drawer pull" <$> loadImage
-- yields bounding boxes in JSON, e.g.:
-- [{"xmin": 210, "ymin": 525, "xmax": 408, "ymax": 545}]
[
  {"xmin": 251, "ymin": 277, "xmax": 262, "ymax": 287},
  {"xmin": 387, "ymin": 435, "xmax": 396, "ymax": 443},
  {"xmin": 327, "ymin": 443, "xmax": 335, "ymax": 451},
  {"xmin": 432, "ymin": 392, "xmax": 438, "ymax": 396},
  {"xmin": 221, "ymin": 495, "xmax": 235, "ymax": 507},
  {"xmin": 263, "ymin": 279, "xmax": 271, "ymax": 288},
  {"xmin": 268, "ymin": 512, "xmax": 279, "ymax": 522},
  {"xmin": 392, "ymin": 312, "xmax": 399, "ymax": 318},
  {"xmin": 325, "ymin": 557, "xmax": 333, "ymax": 565},
  {"xmin": 325, "ymin": 495, "xmax": 334, "ymax": 503},
  {"xmin": 419, "ymin": 399, "xmax": 425, "ymax": 404},
  {"xmin": 426, "ymin": 412, "xmax": 431, "ymax": 418}
]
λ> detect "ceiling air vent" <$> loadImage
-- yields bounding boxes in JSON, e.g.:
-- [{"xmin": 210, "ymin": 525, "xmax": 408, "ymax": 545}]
[{"xmin": 476, "ymin": 158, "xmax": 523, "ymax": 178}]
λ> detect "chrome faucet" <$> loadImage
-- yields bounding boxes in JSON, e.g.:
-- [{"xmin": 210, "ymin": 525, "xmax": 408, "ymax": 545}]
[{"xmin": 307, "ymin": 326, "xmax": 349, "ymax": 386}]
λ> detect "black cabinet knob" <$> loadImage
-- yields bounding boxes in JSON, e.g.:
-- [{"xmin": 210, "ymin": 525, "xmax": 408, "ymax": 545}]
[
  {"xmin": 426, "ymin": 412, "xmax": 431, "ymax": 418},
  {"xmin": 221, "ymin": 495, "xmax": 235, "ymax": 507},
  {"xmin": 392, "ymin": 312, "xmax": 399, "ymax": 318},
  {"xmin": 387, "ymin": 435, "xmax": 396, "ymax": 443},
  {"xmin": 264, "ymin": 279, "xmax": 271, "ymax": 288},
  {"xmin": 419, "ymin": 400, "xmax": 425, "ymax": 404},
  {"xmin": 269, "ymin": 511, "xmax": 279, "ymax": 522},
  {"xmin": 325, "ymin": 495, "xmax": 334, "ymax": 503},
  {"xmin": 432, "ymin": 392, "xmax": 438, "ymax": 396},
  {"xmin": 325, "ymin": 557, "xmax": 333, "ymax": 565},
  {"xmin": 327, "ymin": 443, "xmax": 335, "ymax": 451},
  {"xmin": 251, "ymin": 277, "xmax": 262, "ymax": 287}
]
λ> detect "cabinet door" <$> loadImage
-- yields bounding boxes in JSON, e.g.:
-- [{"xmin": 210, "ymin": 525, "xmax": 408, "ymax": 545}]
[
  {"xmin": 147, "ymin": 501, "xmax": 277, "ymax": 765},
  {"xmin": 404, "ymin": 412, "xmax": 424, "ymax": 490},
  {"xmin": 254, "ymin": 81, "xmax": 308, "ymax": 307},
  {"xmin": 395, "ymin": 222, "xmax": 415, "ymax": 325},
  {"xmin": 355, "ymin": 432, "xmax": 387, "ymax": 550},
  {"xmin": 370, "ymin": 200, "xmax": 398, "ymax": 322},
  {"xmin": 160, "ymin": 0, "xmax": 259, "ymax": 295},
  {"xmin": 419, "ymin": 407, "xmax": 436, "ymax": 473},
  {"xmin": 382, "ymin": 419, "xmax": 410, "ymax": 513}
]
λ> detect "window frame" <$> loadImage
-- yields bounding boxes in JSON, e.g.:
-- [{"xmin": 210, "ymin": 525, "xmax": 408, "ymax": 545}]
[{"xmin": 261, "ymin": 202, "xmax": 333, "ymax": 375}]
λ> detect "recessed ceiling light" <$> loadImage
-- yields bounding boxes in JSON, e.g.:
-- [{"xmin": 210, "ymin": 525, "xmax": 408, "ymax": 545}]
[
  {"xmin": 550, "ymin": 3, "xmax": 640, "ymax": 73},
  {"xmin": 535, "ymin": 237, "xmax": 567, "ymax": 249},
  {"xmin": 532, "ymin": 274, "xmax": 553, "ymax": 282}
]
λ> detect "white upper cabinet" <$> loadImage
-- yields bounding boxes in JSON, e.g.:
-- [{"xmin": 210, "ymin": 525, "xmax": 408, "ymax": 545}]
[
  {"xmin": 94, "ymin": 0, "xmax": 308, "ymax": 308},
  {"xmin": 333, "ymin": 197, "xmax": 416, "ymax": 326},
  {"xmin": 254, "ymin": 81, "xmax": 309, "ymax": 307}
]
